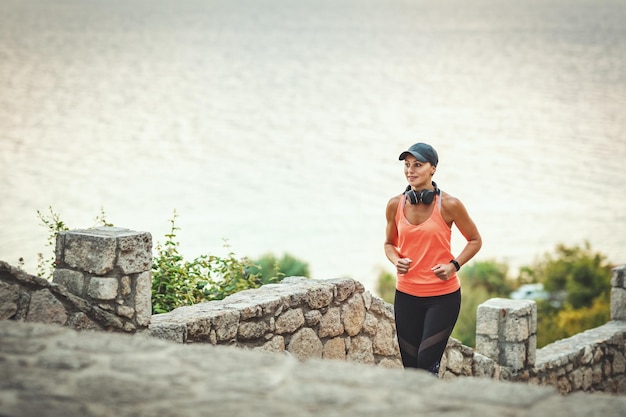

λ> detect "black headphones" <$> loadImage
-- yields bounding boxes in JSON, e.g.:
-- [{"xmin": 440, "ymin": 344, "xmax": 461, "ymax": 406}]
[{"xmin": 404, "ymin": 181, "xmax": 440, "ymax": 205}]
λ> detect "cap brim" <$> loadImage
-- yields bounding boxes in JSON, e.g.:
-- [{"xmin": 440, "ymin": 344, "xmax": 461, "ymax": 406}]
[{"xmin": 399, "ymin": 150, "xmax": 427, "ymax": 161}]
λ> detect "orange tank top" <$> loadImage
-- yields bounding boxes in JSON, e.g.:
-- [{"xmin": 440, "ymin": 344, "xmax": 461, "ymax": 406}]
[{"xmin": 395, "ymin": 194, "xmax": 460, "ymax": 296}]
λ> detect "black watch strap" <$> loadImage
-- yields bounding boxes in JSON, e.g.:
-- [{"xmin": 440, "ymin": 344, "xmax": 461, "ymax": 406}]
[{"xmin": 450, "ymin": 259, "xmax": 461, "ymax": 271}]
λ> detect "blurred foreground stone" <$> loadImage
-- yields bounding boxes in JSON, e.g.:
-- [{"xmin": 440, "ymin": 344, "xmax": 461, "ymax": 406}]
[{"xmin": 1, "ymin": 320, "xmax": 625, "ymax": 417}]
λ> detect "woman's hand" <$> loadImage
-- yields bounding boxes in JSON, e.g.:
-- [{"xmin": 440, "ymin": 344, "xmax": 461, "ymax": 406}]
[
  {"xmin": 431, "ymin": 262, "xmax": 457, "ymax": 281},
  {"xmin": 396, "ymin": 258, "xmax": 412, "ymax": 275}
]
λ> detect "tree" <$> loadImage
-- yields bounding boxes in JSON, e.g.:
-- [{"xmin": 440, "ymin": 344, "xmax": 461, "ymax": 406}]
[
  {"xmin": 460, "ymin": 260, "xmax": 513, "ymax": 296},
  {"xmin": 520, "ymin": 242, "xmax": 611, "ymax": 309},
  {"xmin": 452, "ymin": 260, "xmax": 512, "ymax": 346},
  {"xmin": 248, "ymin": 252, "xmax": 310, "ymax": 284},
  {"xmin": 518, "ymin": 242, "xmax": 612, "ymax": 347}
]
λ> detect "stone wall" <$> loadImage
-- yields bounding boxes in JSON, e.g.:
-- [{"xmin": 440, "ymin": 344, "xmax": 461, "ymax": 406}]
[
  {"xmin": 450, "ymin": 265, "xmax": 626, "ymax": 395},
  {"xmin": 5, "ymin": 320, "xmax": 626, "ymax": 417},
  {"xmin": 149, "ymin": 276, "xmax": 403, "ymax": 368},
  {"xmin": 0, "ymin": 260, "xmax": 133, "ymax": 331},
  {"xmin": 1, "ymin": 225, "xmax": 625, "ymax": 395},
  {"xmin": 531, "ymin": 321, "xmax": 626, "ymax": 394},
  {"xmin": 0, "ymin": 227, "xmax": 153, "ymax": 332}
]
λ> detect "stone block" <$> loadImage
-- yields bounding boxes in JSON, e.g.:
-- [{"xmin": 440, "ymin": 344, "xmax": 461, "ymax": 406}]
[
  {"xmin": 527, "ymin": 334, "xmax": 536, "ymax": 367},
  {"xmin": 117, "ymin": 305, "xmax": 135, "ymax": 319},
  {"xmin": 275, "ymin": 308, "xmax": 305, "ymax": 334},
  {"xmin": 445, "ymin": 347, "xmax": 465, "ymax": 374},
  {"xmin": 323, "ymin": 337, "xmax": 346, "ymax": 360},
  {"xmin": 362, "ymin": 312, "xmax": 379, "ymax": 336},
  {"xmin": 318, "ymin": 307, "xmax": 343, "ymax": 338},
  {"xmin": 613, "ymin": 351, "xmax": 626, "ymax": 374},
  {"xmin": 87, "ymin": 277, "xmax": 119, "ymax": 300},
  {"xmin": 472, "ymin": 352, "xmax": 496, "ymax": 378},
  {"xmin": 148, "ymin": 321, "xmax": 187, "ymax": 343},
  {"xmin": 530, "ymin": 303, "xmax": 538, "ymax": 334},
  {"xmin": 305, "ymin": 284, "xmax": 334, "ymax": 309},
  {"xmin": 611, "ymin": 265, "xmax": 625, "ymax": 288},
  {"xmin": 60, "ymin": 229, "xmax": 117, "ymax": 275},
  {"xmin": 66, "ymin": 312, "xmax": 101, "ymax": 331},
  {"xmin": 52, "ymin": 268, "xmax": 85, "ymax": 297},
  {"xmin": 120, "ymin": 276, "xmax": 131, "ymax": 296},
  {"xmin": 341, "ymin": 293, "xmax": 365, "ymax": 336},
  {"xmin": 26, "ymin": 289, "xmax": 67, "ymax": 325},
  {"xmin": 331, "ymin": 278, "xmax": 356, "ymax": 302},
  {"xmin": 288, "ymin": 328, "xmax": 323, "ymax": 360},
  {"xmin": 503, "ymin": 342, "xmax": 526, "ymax": 371},
  {"xmin": 346, "ymin": 335, "xmax": 374, "ymax": 364},
  {"xmin": 304, "ymin": 309, "xmax": 321, "ymax": 327},
  {"xmin": 256, "ymin": 336, "xmax": 285, "ymax": 353},
  {"xmin": 373, "ymin": 319, "xmax": 398, "ymax": 356},
  {"xmin": 213, "ymin": 309, "xmax": 240, "ymax": 342},
  {"xmin": 504, "ymin": 315, "xmax": 529, "ymax": 342},
  {"xmin": 476, "ymin": 335, "xmax": 499, "ymax": 362},
  {"xmin": 0, "ymin": 281, "xmax": 19, "ymax": 320},
  {"xmin": 611, "ymin": 287, "xmax": 626, "ymax": 321},
  {"xmin": 476, "ymin": 303, "xmax": 502, "ymax": 336},
  {"xmin": 135, "ymin": 271, "xmax": 152, "ymax": 326},
  {"xmin": 238, "ymin": 319, "xmax": 270, "ymax": 340},
  {"xmin": 476, "ymin": 298, "xmax": 536, "ymax": 369},
  {"xmin": 117, "ymin": 230, "xmax": 152, "ymax": 274}
]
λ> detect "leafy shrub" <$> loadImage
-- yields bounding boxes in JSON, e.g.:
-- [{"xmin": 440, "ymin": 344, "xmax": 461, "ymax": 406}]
[
  {"xmin": 151, "ymin": 211, "xmax": 262, "ymax": 313},
  {"xmin": 375, "ymin": 268, "xmax": 396, "ymax": 304},
  {"xmin": 247, "ymin": 252, "xmax": 310, "ymax": 285},
  {"xmin": 34, "ymin": 207, "xmax": 262, "ymax": 314}
]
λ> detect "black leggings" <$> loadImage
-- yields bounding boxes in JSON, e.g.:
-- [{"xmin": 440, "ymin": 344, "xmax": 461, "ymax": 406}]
[{"xmin": 394, "ymin": 288, "xmax": 461, "ymax": 375}]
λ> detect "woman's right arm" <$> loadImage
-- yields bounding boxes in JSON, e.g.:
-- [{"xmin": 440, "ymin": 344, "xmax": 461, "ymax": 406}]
[{"xmin": 384, "ymin": 196, "xmax": 411, "ymax": 274}]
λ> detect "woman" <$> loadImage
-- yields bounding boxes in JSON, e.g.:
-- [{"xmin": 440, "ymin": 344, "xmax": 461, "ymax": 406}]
[{"xmin": 384, "ymin": 142, "xmax": 482, "ymax": 375}]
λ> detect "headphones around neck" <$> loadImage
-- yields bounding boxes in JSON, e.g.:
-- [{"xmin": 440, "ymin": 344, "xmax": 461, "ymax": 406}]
[{"xmin": 404, "ymin": 181, "xmax": 440, "ymax": 205}]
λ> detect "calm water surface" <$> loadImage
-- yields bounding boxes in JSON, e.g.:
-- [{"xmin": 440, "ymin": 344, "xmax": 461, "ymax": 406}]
[{"xmin": 1, "ymin": 0, "xmax": 625, "ymax": 292}]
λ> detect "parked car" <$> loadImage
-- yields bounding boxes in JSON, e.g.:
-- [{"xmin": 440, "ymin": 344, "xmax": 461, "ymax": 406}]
[{"xmin": 510, "ymin": 283, "xmax": 550, "ymax": 301}]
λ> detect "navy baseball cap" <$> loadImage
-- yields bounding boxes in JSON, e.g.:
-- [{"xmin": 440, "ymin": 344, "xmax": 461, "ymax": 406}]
[{"xmin": 398, "ymin": 143, "xmax": 439, "ymax": 166}]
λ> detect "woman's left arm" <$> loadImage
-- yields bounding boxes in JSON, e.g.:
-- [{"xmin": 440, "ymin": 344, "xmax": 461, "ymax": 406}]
[{"xmin": 444, "ymin": 195, "xmax": 482, "ymax": 268}]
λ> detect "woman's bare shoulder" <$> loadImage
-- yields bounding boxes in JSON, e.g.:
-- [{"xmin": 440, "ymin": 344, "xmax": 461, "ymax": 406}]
[{"xmin": 440, "ymin": 191, "xmax": 469, "ymax": 217}]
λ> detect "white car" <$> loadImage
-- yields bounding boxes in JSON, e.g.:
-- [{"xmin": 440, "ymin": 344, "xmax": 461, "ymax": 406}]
[{"xmin": 510, "ymin": 283, "xmax": 550, "ymax": 301}]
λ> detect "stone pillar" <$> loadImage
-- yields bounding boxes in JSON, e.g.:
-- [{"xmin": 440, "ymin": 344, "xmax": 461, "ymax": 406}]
[
  {"xmin": 475, "ymin": 298, "xmax": 537, "ymax": 373},
  {"xmin": 611, "ymin": 265, "xmax": 626, "ymax": 321},
  {"xmin": 52, "ymin": 227, "xmax": 152, "ymax": 331}
]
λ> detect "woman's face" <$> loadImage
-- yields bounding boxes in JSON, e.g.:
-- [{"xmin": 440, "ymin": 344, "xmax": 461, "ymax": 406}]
[{"xmin": 403, "ymin": 155, "xmax": 435, "ymax": 189}]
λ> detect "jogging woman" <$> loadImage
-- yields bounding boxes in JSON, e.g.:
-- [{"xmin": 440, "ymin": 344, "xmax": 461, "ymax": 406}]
[{"xmin": 384, "ymin": 142, "xmax": 482, "ymax": 375}]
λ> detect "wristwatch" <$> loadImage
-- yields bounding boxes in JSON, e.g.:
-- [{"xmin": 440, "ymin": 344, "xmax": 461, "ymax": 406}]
[{"xmin": 450, "ymin": 259, "xmax": 461, "ymax": 271}]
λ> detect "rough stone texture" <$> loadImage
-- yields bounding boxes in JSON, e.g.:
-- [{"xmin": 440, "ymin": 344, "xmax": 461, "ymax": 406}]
[
  {"xmin": 58, "ymin": 229, "xmax": 118, "ymax": 275},
  {"xmin": 52, "ymin": 227, "xmax": 152, "ymax": 330},
  {"xmin": 116, "ymin": 231, "xmax": 153, "ymax": 274},
  {"xmin": 87, "ymin": 277, "xmax": 119, "ymax": 300},
  {"xmin": 2, "ymin": 320, "xmax": 626, "ymax": 417},
  {"xmin": 0, "ymin": 280, "xmax": 20, "ymax": 319},
  {"xmin": 611, "ymin": 287, "xmax": 626, "ymax": 321},
  {"xmin": 531, "ymin": 320, "xmax": 626, "ymax": 395},
  {"xmin": 149, "ymin": 276, "xmax": 402, "ymax": 368},
  {"xmin": 0, "ymin": 261, "xmax": 132, "ymax": 332},
  {"xmin": 612, "ymin": 266, "xmax": 626, "ymax": 320},
  {"xmin": 476, "ymin": 298, "xmax": 537, "ymax": 372},
  {"xmin": 3, "ymin": 227, "xmax": 626, "ymax": 399}
]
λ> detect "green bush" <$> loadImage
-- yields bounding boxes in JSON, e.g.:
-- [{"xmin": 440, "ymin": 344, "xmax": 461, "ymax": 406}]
[
  {"xmin": 35, "ymin": 207, "xmax": 263, "ymax": 314},
  {"xmin": 151, "ymin": 211, "xmax": 262, "ymax": 313},
  {"xmin": 520, "ymin": 242, "xmax": 612, "ymax": 347},
  {"xmin": 247, "ymin": 252, "xmax": 310, "ymax": 285},
  {"xmin": 375, "ymin": 268, "xmax": 396, "ymax": 304}
]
